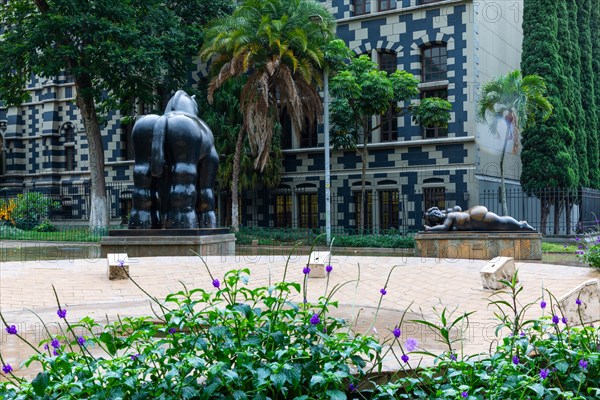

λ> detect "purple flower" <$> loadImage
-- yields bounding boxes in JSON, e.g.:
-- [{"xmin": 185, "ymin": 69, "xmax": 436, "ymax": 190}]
[
  {"xmin": 562, "ymin": 316, "xmax": 568, "ymax": 324},
  {"xmin": 77, "ymin": 336, "xmax": 86, "ymax": 346},
  {"xmin": 43, "ymin": 344, "xmax": 49, "ymax": 350},
  {"xmin": 512, "ymin": 355, "xmax": 520, "ymax": 365},
  {"xmin": 303, "ymin": 266, "xmax": 311, "ymax": 275},
  {"xmin": 212, "ymin": 279, "xmax": 220, "ymax": 289},
  {"xmin": 405, "ymin": 338, "xmax": 418, "ymax": 352},
  {"xmin": 310, "ymin": 313, "xmax": 320, "ymax": 325},
  {"xmin": 2, "ymin": 364, "xmax": 13, "ymax": 374},
  {"xmin": 461, "ymin": 391, "xmax": 468, "ymax": 398},
  {"xmin": 520, "ymin": 331, "xmax": 526, "ymax": 337},
  {"xmin": 51, "ymin": 338, "xmax": 60, "ymax": 349},
  {"xmin": 5, "ymin": 325, "xmax": 17, "ymax": 335},
  {"xmin": 579, "ymin": 359, "xmax": 588, "ymax": 369},
  {"xmin": 325, "ymin": 265, "xmax": 333, "ymax": 273},
  {"xmin": 401, "ymin": 354, "xmax": 409, "ymax": 363},
  {"xmin": 539, "ymin": 368, "xmax": 549, "ymax": 380},
  {"xmin": 392, "ymin": 326, "xmax": 401, "ymax": 338},
  {"xmin": 57, "ymin": 308, "xmax": 67, "ymax": 319},
  {"xmin": 552, "ymin": 315, "xmax": 559, "ymax": 324},
  {"xmin": 168, "ymin": 327, "xmax": 177, "ymax": 334},
  {"xmin": 131, "ymin": 354, "xmax": 139, "ymax": 361},
  {"xmin": 576, "ymin": 298, "xmax": 582, "ymax": 306},
  {"xmin": 449, "ymin": 353, "xmax": 457, "ymax": 361},
  {"xmin": 117, "ymin": 259, "xmax": 125, "ymax": 267},
  {"xmin": 53, "ymin": 349, "xmax": 59, "ymax": 356},
  {"xmin": 380, "ymin": 288, "xmax": 387, "ymax": 296},
  {"xmin": 349, "ymin": 383, "xmax": 356, "ymax": 392},
  {"xmin": 540, "ymin": 300, "xmax": 547, "ymax": 309}
]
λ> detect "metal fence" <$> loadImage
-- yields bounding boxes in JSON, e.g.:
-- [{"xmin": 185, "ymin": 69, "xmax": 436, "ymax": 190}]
[
  {"xmin": 3, "ymin": 183, "xmax": 600, "ymax": 236},
  {"xmin": 481, "ymin": 187, "xmax": 600, "ymax": 235},
  {"xmin": 0, "ymin": 182, "xmax": 134, "ymax": 223}
]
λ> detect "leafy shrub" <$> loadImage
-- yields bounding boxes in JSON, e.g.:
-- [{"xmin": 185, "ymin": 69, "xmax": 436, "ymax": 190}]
[
  {"xmin": 236, "ymin": 227, "xmax": 415, "ymax": 248},
  {"xmin": 0, "ymin": 259, "xmax": 598, "ymax": 399},
  {"xmin": 369, "ymin": 272, "xmax": 600, "ymax": 399},
  {"xmin": 236, "ymin": 226, "xmax": 322, "ymax": 245},
  {"xmin": 31, "ymin": 220, "xmax": 58, "ymax": 232},
  {"xmin": 333, "ymin": 234, "xmax": 414, "ymax": 249},
  {"xmin": 10, "ymin": 192, "xmax": 59, "ymax": 231},
  {"xmin": 0, "ymin": 260, "xmax": 383, "ymax": 399},
  {"xmin": 575, "ymin": 233, "xmax": 600, "ymax": 268}
]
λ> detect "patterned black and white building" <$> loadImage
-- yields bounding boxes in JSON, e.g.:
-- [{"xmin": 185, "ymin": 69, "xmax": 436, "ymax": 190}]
[{"xmin": 0, "ymin": 1, "xmax": 525, "ymax": 231}]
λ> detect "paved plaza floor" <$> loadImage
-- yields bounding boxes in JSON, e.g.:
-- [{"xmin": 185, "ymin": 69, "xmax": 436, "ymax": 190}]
[{"xmin": 1, "ymin": 251, "xmax": 598, "ymax": 378}]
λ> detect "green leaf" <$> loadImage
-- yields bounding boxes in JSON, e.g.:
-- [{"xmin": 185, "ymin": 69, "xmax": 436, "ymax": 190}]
[
  {"xmin": 181, "ymin": 386, "xmax": 198, "ymax": 399},
  {"xmin": 310, "ymin": 374, "xmax": 325, "ymax": 387},
  {"xmin": 99, "ymin": 332, "xmax": 117, "ymax": 356},
  {"xmin": 233, "ymin": 390, "xmax": 248, "ymax": 400},
  {"xmin": 31, "ymin": 372, "xmax": 50, "ymax": 396},
  {"xmin": 326, "ymin": 390, "xmax": 347, "ymax": 400},
  {"xmin": 271, "ymin": 372, "xmax": 286, "ymax": 389},
  {"xmin": 528, "ymin": 383, "xmax": 545, "ymax": 397},
  {"xmin": 555, "ymin": 361, "xmax": 569, "ymax": 373}
]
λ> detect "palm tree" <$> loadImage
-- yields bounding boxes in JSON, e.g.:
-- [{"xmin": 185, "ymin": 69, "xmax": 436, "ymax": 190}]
[
  {"xmin": 477, "ymin": 70, "xmax": 552, "ymax": 216},
  {"xmin": 199, "ymin": 77, "xmax": 283, "ymax": 226},
  {"xmin": 200, "ymin": 0, "xmax": 335, "ymax": 231}
]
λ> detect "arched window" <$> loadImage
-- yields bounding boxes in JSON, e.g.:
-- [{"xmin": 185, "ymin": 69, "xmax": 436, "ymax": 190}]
[{"xmin": 421, "ymin": 44, "xmax": 447, "ymax": 82}]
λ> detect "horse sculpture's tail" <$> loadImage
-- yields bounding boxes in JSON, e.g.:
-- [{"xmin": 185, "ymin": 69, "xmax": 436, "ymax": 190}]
[{"xmin": 151, "ymin": 115, "xmax": 168, "ymax": 178}]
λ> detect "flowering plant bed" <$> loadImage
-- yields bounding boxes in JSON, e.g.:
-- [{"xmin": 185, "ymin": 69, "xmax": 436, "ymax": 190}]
[
  {"xmin": 0, "ymin": 251, "xmax": 598, "ymax": 399},
  {"xmin": 575, "ymin": 233, "xmax": 600, "ymax": 268}
]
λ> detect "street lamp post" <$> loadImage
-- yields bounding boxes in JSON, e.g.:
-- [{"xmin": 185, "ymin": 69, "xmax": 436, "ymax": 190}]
[
  {"xmin": 309, "ymin": 14, "xmax": 332, "ymax": 244},
  {"xmin": 323, "ymin": 65, "xmax": 331, "ymax": 244}
]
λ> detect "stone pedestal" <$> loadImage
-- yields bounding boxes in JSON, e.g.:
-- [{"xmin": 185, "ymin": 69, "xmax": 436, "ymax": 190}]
[
  {"xmin": 559, "ymin": 279, "xmax": 600, "ymax": 326},
  {"xmin": 307, "ymin": 251, "xmax": 332, "ymax": 279},
  {"xmin": 415, "ymin": 231, "xmax": 542, "ymax": 261},
  {"xmin": 107, "ymin": 253, "xmax": 129, "ymax": 280},
  {"xmin": 480, "ymin": 257, "xmax": 517, "ymax": 289},
  {"xmin": 101, "ymin": 229, "xmax": 235, "ymax": 258}
]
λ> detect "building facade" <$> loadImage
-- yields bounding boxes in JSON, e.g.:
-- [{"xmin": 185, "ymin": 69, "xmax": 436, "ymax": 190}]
[{"xmin": 0, "ymin": 0, "xmax": 525, "ymax": 232}]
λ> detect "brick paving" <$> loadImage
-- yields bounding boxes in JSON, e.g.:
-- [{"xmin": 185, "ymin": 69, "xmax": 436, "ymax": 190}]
[{"xmin": 1, "ymin": 252, "xmax": 598, "ymax": 378}]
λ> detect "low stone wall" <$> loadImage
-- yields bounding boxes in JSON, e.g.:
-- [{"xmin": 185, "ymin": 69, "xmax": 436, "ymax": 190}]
[
  {"xmin": 100, "ymin": 233, "xmax": 236, "ymax": 258},
  {"xmin": 415, "ymin": 231, "xmax": 542, "ymax": 261}
]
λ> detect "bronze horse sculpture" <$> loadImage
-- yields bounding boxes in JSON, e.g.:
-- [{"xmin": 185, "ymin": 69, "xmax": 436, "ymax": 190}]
[{"xmin": 128, "ymin": 90, "xmax": 218, "ymax": 229}]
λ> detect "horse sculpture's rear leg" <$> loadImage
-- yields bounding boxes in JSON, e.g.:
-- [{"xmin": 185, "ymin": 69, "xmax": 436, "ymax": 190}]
[{"xmin": 197, "ymin": 147, "xmax": 219, "ymax": 228}]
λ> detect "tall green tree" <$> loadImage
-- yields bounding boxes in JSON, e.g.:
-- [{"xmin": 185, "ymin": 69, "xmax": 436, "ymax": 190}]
[
  {"xmin": 556, "ymin": 0, "xmax": 580, "ymax": 190},
  {"xmin": 200, "ymin": 0, "xmax": 335, "ymax": 230},
  {"xmin": 577, "ymin": 0, "xmax": 600, "ymax": 188},
  {"xmin": 520, "ymin": 0, "xmax": 574, "ymax": 234},
  {"xmin": 0, "ymin": 0, "xmax": 231, "ymax": 228},
  {"xmin": 591, "ymin": 0, "xmax": 600, "ymax": 178},
  {"xmin": 564, "ymin": 0, "xmax": 588, "ymax": 188},
  {"xmin": 330, "ymin": 55, "xmax": 451, "ymax": 232},
  {"xmin": 552, "ymin": 0, "xmax": 582, "ymax": 234}
]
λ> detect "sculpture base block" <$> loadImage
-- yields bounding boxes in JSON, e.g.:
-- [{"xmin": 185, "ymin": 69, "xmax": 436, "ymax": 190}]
[
  {"xmin": 101, "ymin": 230, "xmax": 235, "ymax": 258},
  {"xmin": 415, "ymin": 231, "xmax": 542, "ymax": 261}
]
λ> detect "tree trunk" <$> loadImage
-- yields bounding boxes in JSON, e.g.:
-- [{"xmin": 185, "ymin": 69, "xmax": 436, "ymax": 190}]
[
  {"xmin": 499, "ymin": 119, "xmax": 511, "ymax": 216},
  {"xmin": 540, "ymin": 196, "xmax": 551, "ymax": 235},
  {"xmin": 231, "ymin": 127, "xmax": 245, "ymax": 232},
  {"xmin": 74, "ymin": 76, "xmax": 109, "ymax": 229},
  {"xmin": 554, "ymin": 195, "xmax": 563, "ymax": 235}
]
